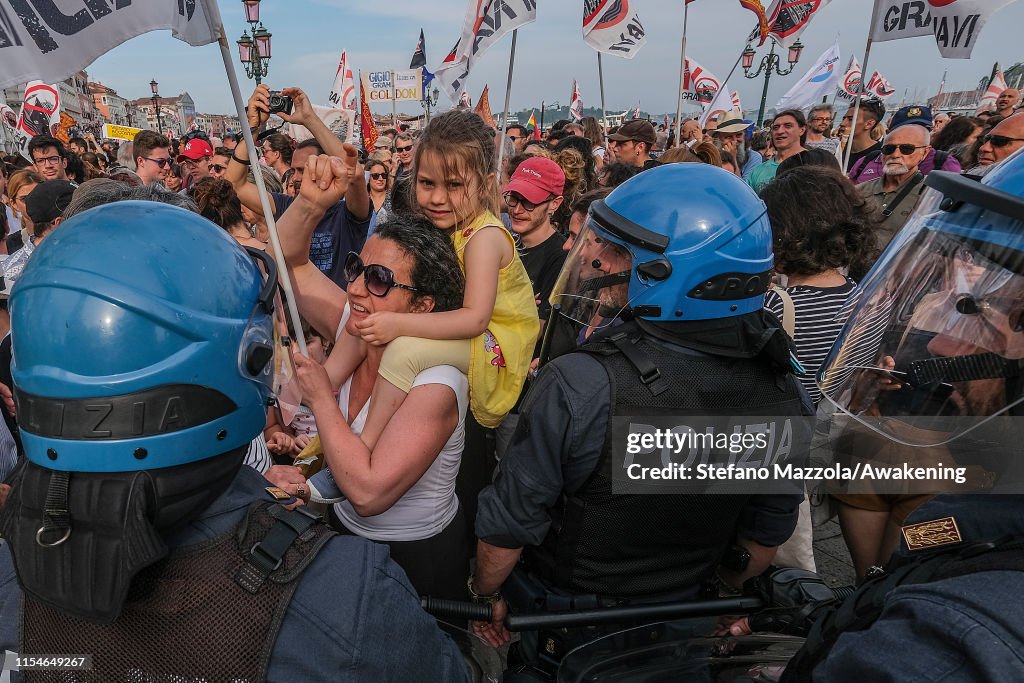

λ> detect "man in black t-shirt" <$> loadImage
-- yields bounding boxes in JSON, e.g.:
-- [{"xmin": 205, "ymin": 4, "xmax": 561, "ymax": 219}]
[
  {"xmin": 502, "ymin": 157, "xmax": 567, "ymax": 324},
  {"xmin": 841, "ymin": 98, "xmax": 886, "ymax": 171}
]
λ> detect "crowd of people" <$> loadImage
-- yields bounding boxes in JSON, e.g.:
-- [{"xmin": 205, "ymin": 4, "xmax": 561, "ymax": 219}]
[{"xmin": 0, "ymin": 78, "xmax": 1022, "ymax": 681}]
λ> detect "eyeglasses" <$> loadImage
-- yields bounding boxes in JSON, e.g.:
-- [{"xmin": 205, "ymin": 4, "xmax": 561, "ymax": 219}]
[
  {"xmin": 982, "ymin": 133, "xmax": 1024, "ymax": 148},
  {"xmin": 395, "ymin": 145, "xmax": 413, "ymax": 153},
  {"xmin": 810, "ymin": 117, "xmax": 832, "ymax": 123},
  {"xmin": 209, "ymin": 164, "xmax": 226, "ymax": 174},
  {"xmin": 344, "ymin": 252, "xmax": 420, "ymax": 297},
  {"xmin": 881, "ymin": 143, "xmax": 927, "ymax": 155},
  {"xmin": 369, "ymin": 172, "xmax": 388, "ymax": 180},
  {"xmin": 33, "ymin": 155, "xmax": 63, "ymax": 166},
  {"xmin": 508, "ymin": 135, "xmax": 524, "ymax": 141},
  {"xmin": 503, "ymin": 192, "xmax": 553, "ymax": 212}
]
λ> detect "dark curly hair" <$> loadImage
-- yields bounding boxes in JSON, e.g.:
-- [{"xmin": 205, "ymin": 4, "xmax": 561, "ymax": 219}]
[
  {"xmin": 931, "ymin": 116, "xmax": 982, "ymax": 152},
  {"xmin": 373, "ymin": 214, "xmax": 465, "ymax": 313},
  {"xmin": 760, "ymin": 166, "xmax": 879, "ymax": 281},
  {"xmin": 600, "ymin": 161, "xmax": 641, "ymax": 188},
  {"xmin": 187, "ymin": 177, "xmax": 245, "ymax": 231}
]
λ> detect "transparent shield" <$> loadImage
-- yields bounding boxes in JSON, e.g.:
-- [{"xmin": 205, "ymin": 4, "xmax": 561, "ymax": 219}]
[{"xmin": 817, "ymin": 203, "xmax": 1024, "ymax": 453}]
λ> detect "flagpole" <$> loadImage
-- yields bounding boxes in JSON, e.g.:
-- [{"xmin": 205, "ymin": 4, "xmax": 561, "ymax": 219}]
[
  {"xmin": 598, "ymin": 52, "xmax": 609, "ymax": 148},
  {"xmin": 842, "ymin": 1, "xmax": 880, "ymax": 172},
  {"xmin": 209, "ymin": 13, "xmax": 307, "ymax": 356},
  {"xmin": 390, "ymin": 70, "xmax": 398, "ymax": 130},
  {"xmin": 496, "ymin": 29, "xmax": 519, "ymax": 183},
  {"xmin": 673, "ymin": 0, "xmax": 690, "ymax": 148}
]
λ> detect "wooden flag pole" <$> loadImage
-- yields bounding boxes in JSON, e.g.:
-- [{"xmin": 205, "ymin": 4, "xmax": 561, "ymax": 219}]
[
  {"xmin": 598, "ymin": 52, "xmax": 609, "ymax": 149},
  {"xmin": 843, "ymin": 1, "xmax": 881, "ymax": 171}
]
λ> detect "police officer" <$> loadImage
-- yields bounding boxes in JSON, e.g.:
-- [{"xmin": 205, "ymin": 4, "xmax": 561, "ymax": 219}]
[
  {"xmin": 777, "ymin": 140, "xmax": 1024, "ymax": 682},
  {"xmin": 470, "ymin": 163, "xmax": 811, "ymax": 677},
  {"xmin": 0, "ymin": 200, "xmax": 468, "ymax": 681}
]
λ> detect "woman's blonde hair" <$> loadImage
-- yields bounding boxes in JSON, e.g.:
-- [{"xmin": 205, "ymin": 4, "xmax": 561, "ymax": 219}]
[{"xmin": 414, "ymin": 109, "xmax": 499, "ymax": 226}]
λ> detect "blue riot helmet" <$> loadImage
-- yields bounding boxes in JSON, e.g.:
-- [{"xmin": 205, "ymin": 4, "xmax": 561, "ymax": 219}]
[
  {"xmin": 10, "ymin": 200, "xmax": 277, "ymax": 472},
  {"xmin": 818, "ymin": 148, "xmax": 1024, "ymax": 456}
]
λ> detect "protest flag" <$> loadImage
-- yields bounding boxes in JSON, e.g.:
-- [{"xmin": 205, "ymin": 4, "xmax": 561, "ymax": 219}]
[
  {"xmin": 866, "ymin": 71, "xmax": 896, "ymax": 100},
  {"xmin": 360, "ymin": 72, "xmax": 379, "ymax": 151},
  {"xmin": 774, "ymin": 42, "xmax": 841, "ymax": 112},
  {"xmin": 569, "ymin": 80, "xmax": 584, "ymax": 122},
  {"xmin": 673, "ymin": 0, "xmax": 692, "ymax": 150},
  {"xmin": 328, "ymin": 50, "xmax": 356, "ymax": 111},
  {"xmin": 410, "ymin": 29, "xmax": 427, "ymax": 69},
  {"xmin": 474, "ymin": 86, "xmax": 497, "ymax": 128},
  {"xmin": 976, "ymin": 63, "xmax": 1008, "ymax": 114},
  {"xmin": 740, "ymin": 1, "xmax": 771, "ymax": 44},
  {"xmin": 527, "ymin": 111, "xmax": 540, "ymax": 139},
  {"xmin": 434, "ymin": 0, "xmax": 536, "ymax": 103},
  {"xmin": 836, "ymin": 56, "xmax": 862, "ymax": 102},
  {"xmin": 459, "ymin": 90, "xmax": 472, "ymax": 108},
  {"xmin": 632, "ymin": 103, "xmax": 642, "ymax": 120},
  {"xmin": 699, "ymin": 82, "xmax": 735, "ymax": 128},
  {"xmin": 754, "ymin": 0, "xmax": 832, "ymax": 47},
  {"xmin": 870, "ymin": 0, "xmax": 1013, "ymax": 59},
  {"xmin": 584, "ymin": 0, "xmax": 649, "ymax": 145},
  {"xmin": 13, "ymin": 81, "xmax": 62, "ymax": 161}
]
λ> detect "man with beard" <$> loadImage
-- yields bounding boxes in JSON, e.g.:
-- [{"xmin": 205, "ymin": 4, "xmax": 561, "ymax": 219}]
[
  {"xmin": 28, "ymin": 136, "xmax": 70, "ymax": 182},
  {"xmin": 857, "ymin": 124, "xmax": 930, "ymax": 249},
  {"xmin": 712, "ymin": 109, "xmax": 760, "ymax": 178},
  {"xmin": 804, "ymin": 104, "xmax": 839, "ymax": 155},
  {"xmin": 747, "ymin": 109, "xmax": 806, "ymax": 192}
]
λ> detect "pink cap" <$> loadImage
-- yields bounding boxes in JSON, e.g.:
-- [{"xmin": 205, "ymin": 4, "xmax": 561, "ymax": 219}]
[
  {"xmin": 503, "ymin": 157, "xmax": 565, "ymax": 204},
  {"xmin": 176, "ymin": 138, "xmax": 214, "ymax": 162}
]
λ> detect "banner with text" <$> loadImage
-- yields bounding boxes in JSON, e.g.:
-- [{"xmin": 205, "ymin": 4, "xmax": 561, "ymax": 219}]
[
  {"xmin": 360, "ymin": 69, "xmax": 424, "ymax": 103},
  {"xmin": 102, "ymin": 123, "xmax": 143, "ymax": 141}
]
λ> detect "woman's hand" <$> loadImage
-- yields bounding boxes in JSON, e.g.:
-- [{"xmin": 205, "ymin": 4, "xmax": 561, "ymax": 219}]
[
  {"xmin": 355, "ymin": 312, "xmax": 404, "ymax": 346},
  {"xmin": 265, "ymin": 464, "xmax": 310, "ymax": 502},
  {"xmin": 291, "ymin": 347, "xmax": 336, "ymax": 409},
  {"xmin": 299, "ymin": 152, "xmax": 359, "ymax": 213}
]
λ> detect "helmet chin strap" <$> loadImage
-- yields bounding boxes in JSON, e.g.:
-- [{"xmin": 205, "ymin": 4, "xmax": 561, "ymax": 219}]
[{"xmin": 0, "ymin": 449, "xmax": 245, "ymax": 624}]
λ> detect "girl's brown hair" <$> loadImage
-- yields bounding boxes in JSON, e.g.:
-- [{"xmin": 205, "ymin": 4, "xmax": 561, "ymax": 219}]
[{"xmin": 413, "ymin": 109, "xmax": 499, "ymax": 225}]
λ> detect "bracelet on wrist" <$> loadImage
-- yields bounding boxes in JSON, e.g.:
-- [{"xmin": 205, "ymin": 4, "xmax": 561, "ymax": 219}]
[{"xmin": 467, "ymin": 575, "xmax": 502, "ymax": 605}]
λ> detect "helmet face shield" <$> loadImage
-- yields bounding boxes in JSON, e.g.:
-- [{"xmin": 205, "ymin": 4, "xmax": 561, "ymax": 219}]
[
  {"xmin": 818, "ymin": 199, "xmax": 1024, "ymax": 449},
  {"xmin": 540, "ymin": 219, "xmax": 633, "ymax": 362}
]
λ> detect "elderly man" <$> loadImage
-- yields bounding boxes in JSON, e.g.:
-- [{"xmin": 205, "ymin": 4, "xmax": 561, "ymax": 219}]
[
  {"xmin": 976, "ymin": 112, "xmax": 1024, "ymax": 167},
  {"xmin": 712, "ymin": 109, "xmax": 761, "ymax": 178},
  {"xmin": 850, "ymin": 105, "xmax": 960, "ymax": 184},
  {"xmin": 995, "ymin": 88, "xmax": 1021, "ymax": 119},
  {"xmin": 857, "ymin": 124, "xmax": 930, "ymax": 249},
  {"xmin": 932, "ymin": 112, "xmax": 950, "ymax": 134}
]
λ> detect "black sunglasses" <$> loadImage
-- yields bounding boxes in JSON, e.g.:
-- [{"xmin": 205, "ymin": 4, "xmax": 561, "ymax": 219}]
[
  {"xmin": 983, "ymin": 133, "xmax": 1024, "ymax": 148},
  {"xmin": 344, "ymin": 252, "xmax": 420, "ymax": 297},
  {"xmin": 369, "ymin": 172, "xmax": 388, "ymax": 180},
  {"xmin": 881, "ymin": 143, "xmax": 927, "ymax": 155},
  {"xmin": 395, "ymin": 145, "xmax": 413, "ymax": 153},
  {"xmin": 142, "ymin": 156, "xmax": 172, "ymax": 168},
  {"xmin": 209, "ymin": 164, "xmax": 226, "ymax": 173},
  {"xmin": 503, "ymin": 191, "xmax": 553, "ymax": 212}
]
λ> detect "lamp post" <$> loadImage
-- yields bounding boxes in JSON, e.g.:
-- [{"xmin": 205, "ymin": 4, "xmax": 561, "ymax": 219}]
[
  {"xmin": 540, "ymin": 100, "xmax": 560, "ymax": 137},
  {"xmin": 237, "ymin": 0, "xmax": 272, "ymax": 85},
  {"xmin": 423, "ymin": 86, "xmax": 439, "ymax": 124},
  {"xmin": 741, "ymin": 39, "xmax": 804, "ymax": 127},
  {"xmin": 149, "ymin": 78, "xmax": 163, "ymax": 134}
]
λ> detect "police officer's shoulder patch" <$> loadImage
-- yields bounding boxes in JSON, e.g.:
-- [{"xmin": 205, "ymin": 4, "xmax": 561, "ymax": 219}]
[
  {"xmin": 265, "ymin": 486, "xmax": 291, "ymax": 501},
  {"xmin": 902, "ymin": 516, "xmax": 962, "ymax": 551}
]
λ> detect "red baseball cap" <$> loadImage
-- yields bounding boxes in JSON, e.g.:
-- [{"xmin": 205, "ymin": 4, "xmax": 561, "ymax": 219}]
[
  {"xmin": 503, "ymin": 157, "xmax": 565, "ymax": 204},
  {"xmin": 176, "ymin": 138, "xmax": 213, "ymax": 163}
]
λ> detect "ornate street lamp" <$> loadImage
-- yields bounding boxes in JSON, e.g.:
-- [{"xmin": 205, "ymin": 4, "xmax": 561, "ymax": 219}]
[
  {"xmin": 150, "ymin": 78, "xmax": 163, "ymax": 134},
  {"xmin": 237, "ymin": 0, "xmax": 271, "ymax": 84},
  {"xmin": 741, "ymin": 39, "xmax": 804, "ymax": 126}
]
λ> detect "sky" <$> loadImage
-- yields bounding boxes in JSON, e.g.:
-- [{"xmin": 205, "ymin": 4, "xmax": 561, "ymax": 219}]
[{"xmin": 85, "ymin": 0, "xmax": 1024, "ymax": 119}]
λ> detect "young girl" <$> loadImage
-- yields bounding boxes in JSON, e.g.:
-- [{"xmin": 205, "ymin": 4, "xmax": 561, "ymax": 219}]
[{"xmin": 327, "ymin": 110, "xmax": 539, "ymax": 450}]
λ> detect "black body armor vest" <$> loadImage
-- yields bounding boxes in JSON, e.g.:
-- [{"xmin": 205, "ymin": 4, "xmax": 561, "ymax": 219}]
[
  {"xmin": 20, "ymin": 502, "xmax": 335, "ymax": 683},
  {"xmin": 527, "ymin": 321, "xmax": 805, "ymax": 597}
]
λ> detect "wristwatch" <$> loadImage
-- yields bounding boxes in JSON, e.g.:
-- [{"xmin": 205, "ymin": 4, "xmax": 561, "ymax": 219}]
[{"xmin": 467, "ymin": 575, "xmax": 503, "ymax": 605}]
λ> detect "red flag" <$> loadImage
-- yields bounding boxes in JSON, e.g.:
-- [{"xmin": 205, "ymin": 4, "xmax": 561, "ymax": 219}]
[
  {"xmin": 739, "ymin": 0, "xmax": 771, "ymax": 44},
  {"xmin": 360, "ymin": 76, "xmax": 378, "ymax": 151},
  {"xmin": 527, "ymin": 111, "xmax": 540, "ymax": 139},
  {"xmin": 474, "ymin": 85, "xmax": 496, "ymax": 127}
]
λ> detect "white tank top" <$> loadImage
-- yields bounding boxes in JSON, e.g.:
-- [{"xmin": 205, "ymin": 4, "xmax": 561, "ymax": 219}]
[{"xmin": 332, "ymin": 306, "xmax": 468, "ymax": 541}]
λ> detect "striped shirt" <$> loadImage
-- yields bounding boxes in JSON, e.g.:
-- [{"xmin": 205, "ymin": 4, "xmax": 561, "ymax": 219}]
[
  {"xmin": 243, "ymin": 433, "xmax": 272, "ymax": 475},
  {"xmin": 765, "ymin": 278, "xmax": 858, "ymax": 404}
]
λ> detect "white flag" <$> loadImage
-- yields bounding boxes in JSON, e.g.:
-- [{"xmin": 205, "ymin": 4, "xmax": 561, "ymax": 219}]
[
  {"xmin": 14, "ymin": 81, "xmax": 61, "ymax": 161},
  {"xmin": 681, "ymin": 57, "xmax": 723, "ymax": 105},
  {"xmin": 866, "ymin": 71, "xmax": 897, "ymax": 100},
  {"xmin": 836, "ymin": 57, "xmax": 863, "ymax": 101},
  {"xmin": 930, "ymin": 0, "xmax": 1013, "ymax": 59},
  {"xmin": 328, "ymin": 51, "xmax": 357, "ymax": 111},
  {"xmin": 869, "ymin": 0, "xmax": 1011, "ymax": 59},
  {"xmin": 435, "ymin": 0, "xmax": 537, "ymax": 102},
  {"xmin": 0, "ymin": 0, "xmax": 221, "ymax": 90},
  {"xmin": 583, "ymin": 0, "xmax": 648, "ymax": 59},
  {"xmin": 569, "ymin": 80, "xmax": 584, "ymax": 122},
  {"xmin": 774, "ymin": 43, "xmax": 841, "ymax": 113},
  {"xmin": 754, "ymin": 0, "xmax": 833, "ymax": 48},
  {"xmin": 976, "ymin": 67, "xmax": 1008, "ymax": 114},
  {"xmin": 700, "ymin": 84, "xmax": 735, "ymax": 128}
]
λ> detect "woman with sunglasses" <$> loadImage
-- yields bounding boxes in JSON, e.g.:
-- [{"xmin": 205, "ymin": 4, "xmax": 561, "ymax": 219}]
[
  {"xmin": 268, "ymin": 150, "xmax": 471, "ymax": 603},
  {"xmin": 260, "ymin": 132, "xmax": 293, "ymax": 179},
  {"xmin": 366, "ymin": 160, "xmax": 392, "ymax": 224}
]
